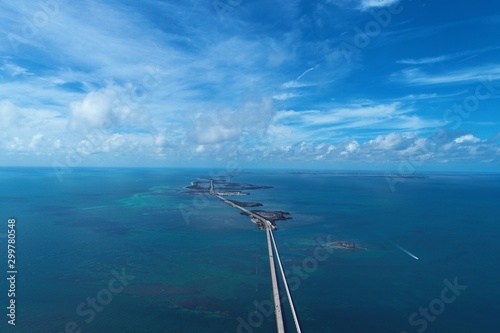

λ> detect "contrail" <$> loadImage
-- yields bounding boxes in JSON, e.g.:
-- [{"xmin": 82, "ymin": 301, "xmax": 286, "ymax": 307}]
[
  {"xmin": 295, "ymin": 65, "xmax": 319, "ymax": 81},
  {"xmin": 391, "ymin": 242, "xmax": 419, "ymax": 260}
]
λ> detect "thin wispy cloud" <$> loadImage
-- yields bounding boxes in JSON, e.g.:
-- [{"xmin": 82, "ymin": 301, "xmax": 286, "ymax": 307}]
[
  {"xmin": 397, "ymin": 55, "xmax": 453, "ymax": 65},
  {"xmin": 272, "ymin": 93, "xmax": 300, "ymax": 101},
  {"xmin": 296, "ymin": 66, "xmax": 319, "ymax": 81},
  {"xmin": 282, "ymin": 65, "xmax": 320, "ymax": 89},
  {"xmin": 1, "ymin": 62, "xmax": 33, "ymax": 76},
  {"xmin": 267, "ymin": 102, "xmax": 443, "ymax": 147},
  {"xmin": 390, "ymin": 65, "xmax": 500, "ymax": 85},
  {"xmin": 360, "ymin": 0, "xmax": 400, "ymax": 10},
  {"xmin": 396, "ymin": 47, "xmax": 500, "ymax": 65}
]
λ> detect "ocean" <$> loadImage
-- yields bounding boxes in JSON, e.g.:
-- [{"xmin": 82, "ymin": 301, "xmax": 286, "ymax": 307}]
[{"xmin": 0, "ymin": 167, "xmax": 498, "ymax": 333}]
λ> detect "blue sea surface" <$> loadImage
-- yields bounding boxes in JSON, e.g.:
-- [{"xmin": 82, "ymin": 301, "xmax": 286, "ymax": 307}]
[{"xmin": 0, "ymin": 168, "xmax": 498, "ymax": 332}]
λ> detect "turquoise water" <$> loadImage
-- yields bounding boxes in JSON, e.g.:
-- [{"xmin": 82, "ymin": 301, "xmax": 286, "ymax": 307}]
[{"xmin": 0, "ymin": 168, "xmax": 498, "ymax": 332}]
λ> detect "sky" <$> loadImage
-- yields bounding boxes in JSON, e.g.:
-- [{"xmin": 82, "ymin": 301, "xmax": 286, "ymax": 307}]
[{"xmin": 1, "ymin": 0, "xmax": 499, "ymax": 171}]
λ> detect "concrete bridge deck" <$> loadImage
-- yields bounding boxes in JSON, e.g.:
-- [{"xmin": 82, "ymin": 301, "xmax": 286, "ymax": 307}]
[{"xmin": 209, "ymin": 179, "xmax": 301, "ymax": 333}]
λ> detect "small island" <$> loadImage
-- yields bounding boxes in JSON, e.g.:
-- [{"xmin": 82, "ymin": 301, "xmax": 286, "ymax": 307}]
[
  {"xmin": 329, "ymin": 241, "xmax": 357, "ymax": 249},
  {"xmin": 242, "ymin": 210, "xmax": 291, "ymax": 222},
  {"xmin": 185, "ymin": 179, "xmax": 272, "ymax": 196}
]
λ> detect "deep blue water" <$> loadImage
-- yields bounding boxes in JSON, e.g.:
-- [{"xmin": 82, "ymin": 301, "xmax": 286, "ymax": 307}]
[{"xmin": 0, "ymin": 168, "xmax": 499, "ymax": 332}]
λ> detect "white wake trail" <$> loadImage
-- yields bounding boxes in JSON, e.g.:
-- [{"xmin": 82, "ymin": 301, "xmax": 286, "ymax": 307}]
[{"xmin": 392, "ymin": 242, "xmax": 419, "ymax": 260}]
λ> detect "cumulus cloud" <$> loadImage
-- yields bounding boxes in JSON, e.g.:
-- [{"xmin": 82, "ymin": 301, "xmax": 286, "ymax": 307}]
[
  {"xmin": 272, "ymin": 130, "xmax": 496, "ymax": 164},
  {"xmin": 68, "ymin": 85, "xmax": 155, "ymax": 131},
  {"xmin": 194, "ymin": 123, "xmax": 240, "ymax": 144},
  {"xmin": 181, "ymin": 129, "xmax": 500, "ymax": 166},
  {"xmin": 341, "ymin": 140, "xmax": 360, "ymax": 155},
  {"xmin": 368, "ymin": 132, "xmax": 420, "ymax": 151},
  {"xmin": 315, "ymin": 143, "xmax": 336, "ymax": 160},
  {"xmin": 69, "ymin": 88, "xmax": 116, "ymax": 129},
  {"xmin": 454, "ymin": 134, "xmax": 481, "ymax": 144},
  {"xmin": 189, "ymin": 98, "xmax": 274, "ymax": 145},
  {"xmin": 369, "ymin": 132, "xmax": 404, "ymax": 150},
  {"xmin": 28, "ymin": 134, "xmax": 44, "ymax": 149},
  {"xmin": 5, "ymin": 137, "xmax": 23, "ymax": 151},
  {"xmin": 0, "ymin": 100, "xmax": 20, "ymax": 128},
  {"xmin": 154, "ymin": 132, "xmax": 176, "ymax": 149},
  {"xmin": 2, "ymin": 133, "xmax": 45, "ymax": 153},
  {"xmin": 0, "ymin": 99, "xmax": 67, "ymax": 156}
]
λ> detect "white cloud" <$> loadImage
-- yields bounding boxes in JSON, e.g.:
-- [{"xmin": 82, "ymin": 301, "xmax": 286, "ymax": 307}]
[
  {"xmin": 189, "ymin": 98, "xmax": 274, "ymax": 145},
  {"xmin": 0, "ymin": 100, "xmax": 20, "ymax": 128},
  {"xmin": 267, "ymin": 102, "xmax": 438, "ymax": 145},
  {"xmin": 101, "ymin": 133, "xmax": 126, "ymax": 153},
  {"xmin": 400, "ymin": 137, "xmax": 428, "ymax": 156},
  {"xmin": 454, "ymin": 134, "xmax": 481, "ymax": 144},
  {"xmin": 5, "ymin": 137, "xmax": 23, "ymax": 151},
  {"xmin": 360, "ymin": 0, "xmax": 400, "ymax": 10},
  {"xmin": 195, "ymin": 145, "xmax": 205, "ymax": 153},
  {"xmin": 0, "ymin": 99, "xmax": 66, "ymax": 155},
  {"xmin": 391, "ymin": 65, "xmax": 500, "ymax": 85},
  {"xmin": 68, "ymin": 85, "xmax": 155, "ymax": 131},
  {"xmin": 188, "ymin": 130, "xmax": 500, "ymax": 165},
  {"xmin": 28, "ymin": 133, "xmax": 44, "ymax": 149},
  {"xmin": 272, "ymin": 93, "xmax": 300, "ymax": 101},
  {"xmin": 282, "ymin": 81, "xmax": 317, "ymax": 89},
  {"xmin": 282, "ymin": 66, "xmax": 320, "ymax": 88},
  {"xmin": 69, "ymin": 88, "xmax": 116, "ymax": 129},
  {"xmin": 396, "ymin": 47, "xmax": 500, "ymax": 66},
  {"xmin": 397, "ymin": 55, "xmax": 452, "ymax": 65},
  {"xmin": 1, "ymin": 62, "xmax": 32, "ymax": 76},
  {"xmin": 395, "ymin": 91, "xmax": 466, "ymax": 102},
  {"xmin": 341, "ymin": 140, "xmax": 360, "ymax": 155},
  {"xmin": 195, "ymin": 124, "xmax": 240, "ymax": 144},
  {"xmin": 154, "ymin": 132, "xmax": 175, "ymax": 149},
  {"xmin": 369, "ymin": 132, "xmax": 408, "ymax": 150}
]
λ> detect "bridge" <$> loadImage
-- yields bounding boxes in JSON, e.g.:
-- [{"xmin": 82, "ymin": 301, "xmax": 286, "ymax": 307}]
[{"xmin": 209, "ymin": 180, "xmax": 302, "ymax": 333}]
